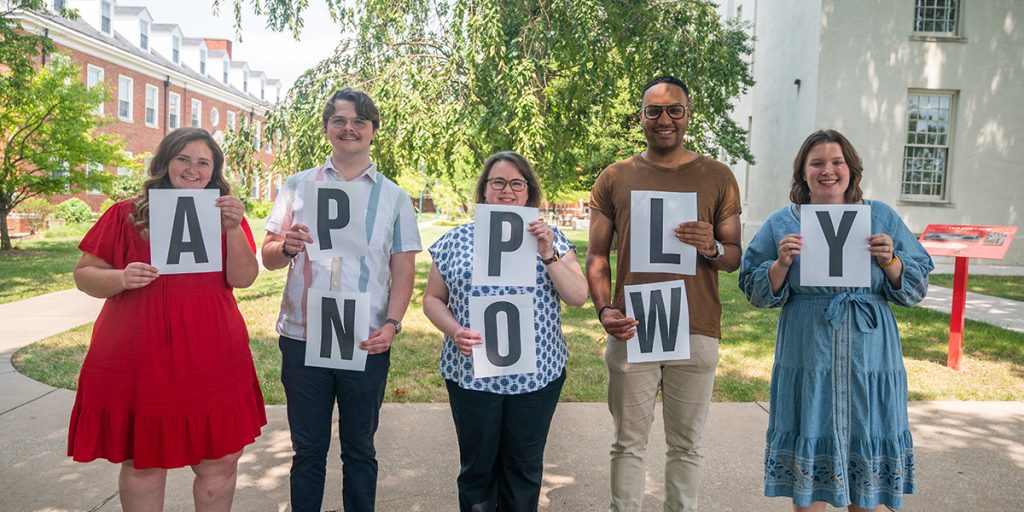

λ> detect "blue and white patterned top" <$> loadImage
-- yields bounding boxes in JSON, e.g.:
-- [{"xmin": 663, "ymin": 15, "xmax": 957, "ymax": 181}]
[{"xmin": 429, "ymin": 222, "xmax": 574, "ymax": 394}]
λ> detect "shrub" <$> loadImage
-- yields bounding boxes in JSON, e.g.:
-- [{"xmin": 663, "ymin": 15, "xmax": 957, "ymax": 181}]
[
  {"xmin": 55, "ymin": 198, "xmax": 93, "ymax": 224},
  {"xmin": 244, "ymin": 199, "xmax": 273, "ymax": 219},
  {"xmin": 107, "ymin": 173, "xmax": 144, "ymax": 201},
  {"xmin": 17, "ymin": 197, "xmax": 55, "ymax": 234}
]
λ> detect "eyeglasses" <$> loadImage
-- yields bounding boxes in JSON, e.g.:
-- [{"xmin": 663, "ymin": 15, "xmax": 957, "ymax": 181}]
[
  {"xmin": 643, "ymin": 104, "xmax": 690, "ymax": 120},
  {"xmin": 487, "ymin": 178, "xmax": 528, "ymax": 192},
  {"xmin": 328, "ymin": 116, "xmax": 370, "ymax": 129}
]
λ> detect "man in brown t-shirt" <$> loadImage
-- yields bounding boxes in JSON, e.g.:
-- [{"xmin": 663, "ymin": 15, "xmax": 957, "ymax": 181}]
[{"xmin": 587, "ymin": 75, "xmax": 742, "ymax": 511}]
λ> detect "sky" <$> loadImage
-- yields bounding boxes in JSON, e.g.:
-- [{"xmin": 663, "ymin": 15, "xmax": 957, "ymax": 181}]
[{"xmin": 129, "ymin": 0, "xmax": 345, "ymax": 92}]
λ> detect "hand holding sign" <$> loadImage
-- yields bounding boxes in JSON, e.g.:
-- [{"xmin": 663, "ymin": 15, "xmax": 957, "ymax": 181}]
[
  {"xmin": 452, "ymin": 326, "xmax": 483, "ymax": 356},
  {"xmin": 281, "ymin": 224, "xmax": 314, "ymax": 258},
  {"xmin": 121, "ymin": 261, "xmax": 159, "ymax": 290},
  {"xmin": 469, "ymin": 294, "xmax": 537, "ymax": 378},
  {"xmin": 300, "ymin": 181, "xmax": 369, "ymax": 261},
  {"xmin": 528, "ymin": 219, "xmax": 556, "ymax": 259},
  {"xmin": 624, "ymin": 280, "xmax": 690, "ymax": 363},
  {"xmin": 216, "ymin": 195, "xmax": 245, "ymax": 231},
  {"xmin": 599, "ymin": 308, "xmax": 639, "ymax": 342},
  {"xmin": 675, "ymin": 220, "xmax": 717, "ymax": 257},
  {"xmin": 360, "ymin": 324, "xmax": 397, "ymax": 355},
  {"xmin": 777, "ymin": 234, "xmax": 803, "ymax": 268},
  {"xmin": 868, "ymin": 233, "xmax": 896, "ymax": 265}
]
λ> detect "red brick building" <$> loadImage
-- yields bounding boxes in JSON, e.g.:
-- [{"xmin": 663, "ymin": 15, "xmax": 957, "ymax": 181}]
[{"xmin": 7, "ymin": 0, "xmax": 281, "ymax": 232}]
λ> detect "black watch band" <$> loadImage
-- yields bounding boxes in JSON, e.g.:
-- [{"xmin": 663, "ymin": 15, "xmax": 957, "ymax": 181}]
[
  {"xmin": 282, "ymin": 242, "xmax": 298, "ymax": 259},
  {"xmin": 598, "ymin": 305, "xmax": 616, "ymax": 321},
  {"xmin": 384, "ymin": 318, "xmax": 402, "ymax": 334}
]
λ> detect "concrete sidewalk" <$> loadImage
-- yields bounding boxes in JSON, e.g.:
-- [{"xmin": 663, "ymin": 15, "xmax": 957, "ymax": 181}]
[{"xmin": 2, "ymin": 284, "xmax": 1024, "ymax": 511}]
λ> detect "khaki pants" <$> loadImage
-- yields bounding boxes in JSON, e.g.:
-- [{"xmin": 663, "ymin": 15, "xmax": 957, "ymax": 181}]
[{"xmin": 605, "ymin": 334, "xmax": 720, "ymax": 512}]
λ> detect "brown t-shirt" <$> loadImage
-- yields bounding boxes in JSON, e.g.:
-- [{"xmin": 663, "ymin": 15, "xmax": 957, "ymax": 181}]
[{"xmin": 589, "ymin": 154, "xmax": 742, "ymax": 339}]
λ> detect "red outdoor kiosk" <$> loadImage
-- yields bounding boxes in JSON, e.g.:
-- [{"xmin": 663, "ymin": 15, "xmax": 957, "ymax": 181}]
[{"xmin": 919, "ymin": 224, "xmax": 1018, "ymax": 370}]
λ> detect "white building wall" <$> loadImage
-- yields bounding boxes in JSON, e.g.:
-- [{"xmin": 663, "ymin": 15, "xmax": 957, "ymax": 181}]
[
  {"xmin": 814, "ymin": 0, "xmax": 1024, "ymax": 264},
  {"xmin": 736, "ymin": 0, "xmax": 824, "ymax": 237}
]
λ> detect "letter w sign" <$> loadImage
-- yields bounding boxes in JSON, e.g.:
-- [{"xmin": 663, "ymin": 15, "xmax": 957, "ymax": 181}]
[{"xmin": 624, "ymin": 280, "xmax": 691, "ymax": 363}]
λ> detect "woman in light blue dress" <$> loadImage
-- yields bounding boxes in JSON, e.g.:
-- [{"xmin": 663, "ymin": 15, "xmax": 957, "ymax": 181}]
[{"xmin": 738, "ymin": 129, "xmax": 933, "ymax": 511}]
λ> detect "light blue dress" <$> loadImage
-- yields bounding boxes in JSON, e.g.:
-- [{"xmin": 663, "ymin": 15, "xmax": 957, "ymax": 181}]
[{"xmin": 738, "ymin": 200, "xmax": 933, "ymax": 509}]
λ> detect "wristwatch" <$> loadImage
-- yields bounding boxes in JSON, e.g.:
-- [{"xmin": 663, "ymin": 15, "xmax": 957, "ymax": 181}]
[
  {"xmin": 384, "ymin": 318, "xmax": 402, "ymax": 334},
  {"xmin": 541, "ymin": 251, "xmax": 560, "ymax": 265},
  {"xmin": 704, "ymin": 240, "xmax": 725, "ymax": 261}
]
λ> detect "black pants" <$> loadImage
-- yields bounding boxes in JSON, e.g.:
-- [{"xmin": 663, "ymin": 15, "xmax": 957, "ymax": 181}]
[
  {"xmin": 279, "ymin": 336, "xmax": 390, "ymax": 512},
  {"xmin": 446, "ymin": 372, "xmax": 566, "ymax": 512}
]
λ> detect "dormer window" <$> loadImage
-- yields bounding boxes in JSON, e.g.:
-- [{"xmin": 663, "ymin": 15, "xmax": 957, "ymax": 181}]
[
  {"xmin": 222, "ymin": 60, "xmax": 229, "ymax": 84},
  {"xmin": 100, "ymin": 0, "xmax": 112, "ymax": 34},
  {"xmin": 139, "ymin": 20, "xmax": 149, "ymax": 50},
  {"xmin": 172, "ymin": 35, "xmax": 180, "ymax": 64},
  {"xmin": 53, "ymin": 0, "xmax": 65, "ymax": 13},
  {"xmin": 200, "ymin": 47, "xmax": 207, "ymax": 75},
  {"xmin": 261, "ymin": 81, "xmax": 265, "ymax": 100},
  {"xmin": 243, "ymin": 70, "xmax": 249, "ymax": 93}
]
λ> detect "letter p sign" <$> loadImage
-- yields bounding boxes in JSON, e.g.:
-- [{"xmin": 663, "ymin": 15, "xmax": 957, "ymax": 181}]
[{"xmin": 472, "ymin": 204, "xmax": 538, "ymax": 287}]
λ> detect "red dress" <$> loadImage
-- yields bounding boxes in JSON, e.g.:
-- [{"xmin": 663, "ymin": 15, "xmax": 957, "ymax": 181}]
[{"xmin": 67, "ymin": 200, "xmax": 267, "ymax": 469}]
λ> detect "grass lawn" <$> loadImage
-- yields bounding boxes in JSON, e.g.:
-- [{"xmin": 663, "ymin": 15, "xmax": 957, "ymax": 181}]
[
  {"xmin": 928, "ymin": 274, "xmax": 1024, "ymax": 302},
  {"xmin": 0, "ymin": 223, "xmax": 92, "ymax": 304},
  {"xmin": 13, "ymin": 221, "xmax": 1024, "ymax": 403}
]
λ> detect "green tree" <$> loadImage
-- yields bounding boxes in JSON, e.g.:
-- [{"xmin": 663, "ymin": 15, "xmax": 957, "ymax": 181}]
[
  {"xmin": 235, "ymin": 0, "xmax": 753, "ymax": 199},
  {"xmin": 221, "ymin": 112, "xmax": 265, "ymax": 203},
  {"xmin": 0, "ymin": 46, "xmax": 132, "ymax": 249}
]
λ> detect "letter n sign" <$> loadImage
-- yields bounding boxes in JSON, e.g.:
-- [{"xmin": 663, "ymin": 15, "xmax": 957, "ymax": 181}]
[
  {"xmin": 623, "ymin": 280, "xmax": 691, "ymax": 363},
  {"xmin": 148, "ymin": 189, "xmax": 222, "ymax": 274},
  {"xmin": 305, "ymin": 289, "xmax": 371, "ymax": 371},
  {"xmin": 469, "ymin": 294, "xmax": 537, "ymax": 378},
  {"xmin": 799, "ymin": 204, "xmax": 871, "ymax": 287}
]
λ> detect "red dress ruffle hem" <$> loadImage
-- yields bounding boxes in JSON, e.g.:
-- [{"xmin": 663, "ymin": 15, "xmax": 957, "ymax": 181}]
[{"xmin": 67, "ymin": 200, "xmax": 267, "ymax": 469}]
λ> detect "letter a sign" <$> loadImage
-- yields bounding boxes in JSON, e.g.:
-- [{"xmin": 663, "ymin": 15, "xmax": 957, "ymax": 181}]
[
  {"xmin": 472, "ymin": 204, "xmax": 538, "ymax": 287},
  {"xmin": 630, "ymin": 191, "xmax": 697, "ymax": 275},
  {"xmin": 301, "ymin": 181, "xmax": 369, "ymax": 261},
  {"xmin": 305, "ymin": 289, "xmax": 371, "ymax": 371},
  {"xmin": 800, "ymin": 204, "xmax": 871, "ymax": 287},
  {"xmin": 149, "ymin": 189, "xmax": 222, "ymax": 274},
  {"xmin": 469, "ymin": 294, "xmax": 537, "ymax": 378},
  {"xmin": 624, "ymin": 280, "xmax": 691, "ymax": 363}
]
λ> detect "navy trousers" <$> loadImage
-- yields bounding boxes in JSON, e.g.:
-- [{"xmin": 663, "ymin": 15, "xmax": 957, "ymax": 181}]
[
  {"xmin": 446, "ymin": 372, "xmax": 566, "ymax": 512},
  {"xmin": 279, "ymin": 336, "xmax": 390, "ymax": 512}
]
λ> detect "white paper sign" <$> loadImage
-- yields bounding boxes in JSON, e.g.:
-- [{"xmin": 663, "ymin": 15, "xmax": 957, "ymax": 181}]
[
  {"xmin": 469, "ymin": 294, "xmax": 537, "ymax": 378},
  {"xmin": 149, "ymin": 189, "xmax": 222, "ymax": 275},
  {"xmin": 305, "ymin": 289, "xmax": 371, "ymax": 371},
  {"xmin": 630, "ymin": 191, "xmax": 697, "ymax": 275},
  {"xmin": 800, "ymin": 204, "xmax": 871, "ymax": 287},
  {"xmin": 300, "ymin": 181, "xmax": 369, "ymax": 262},
  {"xmin": 624, "ymin": 280, "xmax": 690, "ymax": 363},
  {"xmin": 472, "ymin": 204, "xmax": 539, "ymax": 287}
]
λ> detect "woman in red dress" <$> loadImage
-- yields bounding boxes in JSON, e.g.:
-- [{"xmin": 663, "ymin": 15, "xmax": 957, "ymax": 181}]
[{"xmin": 68, "ymin": 128, "xmax": 267, "ymax": 511}]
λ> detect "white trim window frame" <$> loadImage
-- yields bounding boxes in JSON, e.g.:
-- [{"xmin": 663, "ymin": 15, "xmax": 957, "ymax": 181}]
[
  {"xmin": 227, "ymin": 110, "xmax": 236, "ymax": 131},
  {"xmin": 210, "ymin": 107, "xmax": 220, "ymax": 128},
  {"xmin": 901, "ymin": 90, "xmax": 957, "ymax": 202},
  {"xmin": 100, "ymin": 0, "xmax": 112, "ymax": 35},
  {"xmin": 86, "ymin": 162, "xmax": 103, "ymax": 194},
  {"xmin": 86, "ymin": 64, "xmax": 104, "ymax": 115},
  {"xmin": 199, "ymin": 47, "xmax": 207, "ymax": 76},
  {"xmin": 169, "ymin": 92, "xmax": 181, "ymax": 129},
  {"xmin": 222, "ymin": 60, "xmax": 229, "ymax": 84},
  {"xmin": 117, "ymin": 75, "xmax": 133, "ymax": 122},
  {"xmin": 139, "ymin": 20, "xmax": 150, "ymax": 50},
  {"xmin": 144, "ymin": 84, "xmax": 159, "ymax": 128},
  {"xmin": 172, "ymin": 35, "xmax": 181, "ymax": 65},
  {"xmin": 913, "ymin": 0, "xmax": 961, "ymax": 36},
  {"xmin": 191, "ymin": 98, "xmax": 202, "ymax": 128}
]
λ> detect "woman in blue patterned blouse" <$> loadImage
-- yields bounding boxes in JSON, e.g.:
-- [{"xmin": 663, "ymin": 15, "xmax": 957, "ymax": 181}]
[
  {"xmin": 423, "ymin": 151, "xmax": 588, "ymax": 511},
  {"xmin": 738, "ymin": 130, "xmax": 933, "ymax": 512}
]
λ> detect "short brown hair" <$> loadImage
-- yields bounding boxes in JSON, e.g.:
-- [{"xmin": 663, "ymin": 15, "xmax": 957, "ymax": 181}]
[
  {"xmin": 321, "ymin": 87, "xmax": 380, "ymax": 131},
  {"xmin": 474, "ymin": 151, "xmax": 543, "ymax": 208},
  {"xmin": 790, "ymin": 129, "xmax": 864, "ymax": 205}
]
